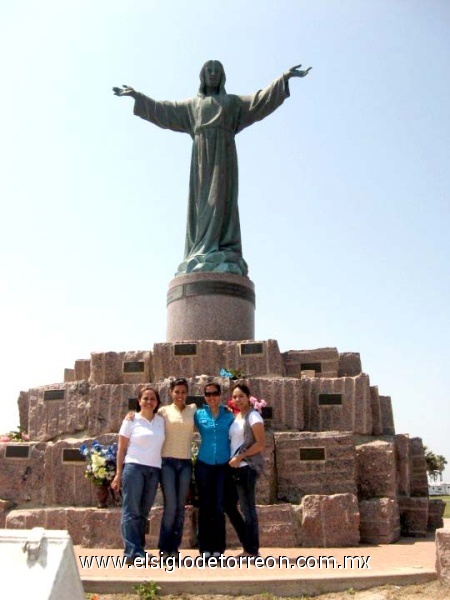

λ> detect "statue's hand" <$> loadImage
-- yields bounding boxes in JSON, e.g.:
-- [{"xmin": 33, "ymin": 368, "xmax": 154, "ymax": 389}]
[
  {"xmin": 112, "ymin": 85, "xmax": 137, "ymax": 98},
  {"xmin": 285, "ymin": 64, "xmax": 312, "ymax": 79}
]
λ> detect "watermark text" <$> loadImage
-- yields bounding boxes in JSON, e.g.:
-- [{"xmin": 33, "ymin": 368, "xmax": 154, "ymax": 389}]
[{"xmin": 79, "ymin": 552, "xmax": 371, "ymax": 572}]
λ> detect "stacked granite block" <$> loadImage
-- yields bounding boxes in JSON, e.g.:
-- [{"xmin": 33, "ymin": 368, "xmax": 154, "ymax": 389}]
[
  {"xmin": 355, "ymin": 440, "xmax": 400, "ymax": 543},
  {"xmin": 274, "ymin": 432, "xmax": 357, "ymax": 502},
  {"xmin": 299, "ymin": 493, "xmax": 360, "ymax": 547},
  {"xmin": 399, "ymin": 437, "xmax": 429, "ymax": 537},
  {"xmin": 1, "ymin": 340, "xmax": 434, "ymax": 548}
]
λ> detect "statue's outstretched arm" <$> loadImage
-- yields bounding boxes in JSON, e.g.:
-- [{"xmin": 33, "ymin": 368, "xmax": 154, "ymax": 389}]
[
  {"xmin": 112, "ymin": 85, "xmax": 138, "ymax": 98},
  {"xmin": 284, "ymin": 64, "xmax": 312, "ymax": 79}
]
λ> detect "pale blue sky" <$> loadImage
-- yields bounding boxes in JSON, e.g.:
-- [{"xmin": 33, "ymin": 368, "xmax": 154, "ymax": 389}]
[{"xmin": 1, "ymin": 1, "xmax": 449, "ymax": 476}]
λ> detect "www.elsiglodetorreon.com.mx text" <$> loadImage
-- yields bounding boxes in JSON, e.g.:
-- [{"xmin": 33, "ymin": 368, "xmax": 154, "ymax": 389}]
[{"xmin": 79, "ymin": 553, "xmax": 371, "ymax": 572}]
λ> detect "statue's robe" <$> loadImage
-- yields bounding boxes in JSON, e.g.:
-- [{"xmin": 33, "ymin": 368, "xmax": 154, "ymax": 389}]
[{"xmin": 134, "ymin": 76, "xmax": 290, "ymax": 276}]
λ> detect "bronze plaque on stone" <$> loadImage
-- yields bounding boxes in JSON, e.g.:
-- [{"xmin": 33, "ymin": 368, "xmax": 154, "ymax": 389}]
[
  {"xmin": 261, "ymin": 406, "xmax": 273, "ymax": 419},
  {"xmin": 128, "ymin": 397, "xmax": 138, "ymax": 411},
  {"xmin": 239, "ymin": 342, "xmax": 264, "ymax": 355},
  {"xmin": 318, "ymin": 394, "xmax": 342, "ymax": 406},
  {"xmin": 187, "ymin": 395, "xmax": 204, "ymax": 408},
  {"xmin": 44, "ymin": 389, "xmax": 65, "ymax": 401},
  {"xmin": 62, "ymin": 448, "xmax": 86, "ymax": 463},
  {"xmin": 300, "ymin": 448, "xmax": 325, "ymax": 461},
  {"xmin": 301, "ymin": 362, "xmax": 322, "ymax": 373},
  {"xmin": 167, "ymin": 281, "xmax": 255, "ymax": 306},
  {"xmin": 174, "ymin": 343, "xmax": 197, "ymax": 356},
  {"xmin": 185, "ymin": 281, "xmax": 255, "ymax": 301},
  {"xmin": 123, "ymin": 361, "xmax": 145, "ymax": 373},
  {"xmin": 5, "ymin": 445, "xmax": 30, "ymax": 459}
]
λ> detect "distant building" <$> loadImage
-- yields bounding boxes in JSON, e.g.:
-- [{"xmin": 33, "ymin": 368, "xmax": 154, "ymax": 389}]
[{"xmin": 429, "ymin": 483, "xmax": 450, "ymax": 496}]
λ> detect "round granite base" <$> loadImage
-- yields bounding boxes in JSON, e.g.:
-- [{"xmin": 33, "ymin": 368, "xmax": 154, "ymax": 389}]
[{"xmin": 166, "ymin": 272, "xmax": 255, "ymax": 342}]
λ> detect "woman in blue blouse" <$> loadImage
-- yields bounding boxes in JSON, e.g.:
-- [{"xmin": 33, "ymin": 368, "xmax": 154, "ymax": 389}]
[{"xmin": 194, "ymin": 381, "xmax": 235, "ymax": 557}]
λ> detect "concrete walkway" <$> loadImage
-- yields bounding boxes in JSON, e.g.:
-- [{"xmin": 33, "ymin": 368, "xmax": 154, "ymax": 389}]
[{"xmin": 77, "ymin": 530, "xmax": 442, "ymax": 596}]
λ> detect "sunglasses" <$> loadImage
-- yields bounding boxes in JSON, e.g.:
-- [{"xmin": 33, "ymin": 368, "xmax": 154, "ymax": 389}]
[{"xmin": 204, "ymin": 391, "xmax": 221, "ymax": 397}]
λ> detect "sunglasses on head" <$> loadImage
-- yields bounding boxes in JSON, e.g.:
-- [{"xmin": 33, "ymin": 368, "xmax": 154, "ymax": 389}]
[{"xmin": 204, "ymin": 391, "xmax": 220, "ymax": 397}]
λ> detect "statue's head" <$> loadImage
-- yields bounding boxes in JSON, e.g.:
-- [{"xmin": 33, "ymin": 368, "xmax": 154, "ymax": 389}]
[{"xmin": 198, "ymin": 60, "xmax": 226, "ymax": 96}]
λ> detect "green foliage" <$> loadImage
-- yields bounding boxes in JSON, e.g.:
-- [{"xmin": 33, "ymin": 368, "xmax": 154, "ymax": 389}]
[
  {"xmin": 133, "ymin": 581, "xmax": 161, "ymax": 600},
  {"xmin": 424, "ymin": 445, "xmax": 448, "ymax": 482}
]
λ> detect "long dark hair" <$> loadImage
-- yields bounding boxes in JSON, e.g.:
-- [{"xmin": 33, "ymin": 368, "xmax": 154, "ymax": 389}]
[
  {"xmin": 231, "ymin": 381, "xmax": 251, "ymax": 399},
  {"xmin": 169, "ymin": 377, "xmax": 189, "ymax": 392},
  {"xmin": 204, "ymin": 380, "xmax": 221, "ymax": 394}
]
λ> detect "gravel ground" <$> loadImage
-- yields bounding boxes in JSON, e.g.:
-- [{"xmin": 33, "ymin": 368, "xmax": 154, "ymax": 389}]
[{"xmin": 88, "ymin": 580, "xmax": 450, "ymax": 600}]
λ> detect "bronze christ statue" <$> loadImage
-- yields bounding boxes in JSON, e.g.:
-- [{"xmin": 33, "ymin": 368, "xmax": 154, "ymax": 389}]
[{"xmin": 113, "ymin": 60, "xmax": 311, "ymax": 276}]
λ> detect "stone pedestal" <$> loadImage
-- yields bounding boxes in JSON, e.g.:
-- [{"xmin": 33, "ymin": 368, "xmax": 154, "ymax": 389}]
[
  {"xmin": 0, "ymin": 528, "xmax": 84, "ymax": 599},
  {"xmin": 166, "ymin": 272, "xmax": 255, "ymax": 341}
]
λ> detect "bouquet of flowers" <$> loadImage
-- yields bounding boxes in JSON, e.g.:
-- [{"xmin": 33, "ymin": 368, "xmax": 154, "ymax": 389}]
[
  {"xmin": 250, "ymin": 396, "xmax": 267, "ymax": 413},
  {"xmin": 227, "ymin": 396, "xmax": 267, "ymax": 415},
  {"xmin": 191, "ymin": 440, "xmax": 199, "ymax": 464},
  {"xmin": 0, "ymin": 426, "xmax": 30, "ymax": 443},
  {"xmin": 79, "ymin": 440, "xmax": 118, "ymax": 486}
]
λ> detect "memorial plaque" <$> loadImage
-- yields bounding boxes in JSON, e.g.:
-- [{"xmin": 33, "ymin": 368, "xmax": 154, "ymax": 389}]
[
  {"xmin": 5, "ymin": 445, "xmax": 30, "ymax": 459},
  {"xmin": 261, "ymin": 406, "xmax": 273, "ymax": 419},
  {"xmin": 239, "ymin": 342, "xmax": 264, "ymax": 356},
  {"xmin": 174, "ymin": 343, "xmax": 197, "ymax": 356},
  {"xmin": 186, "ymin": 281, "xmax": 255, "ymax": 301},
  {"xmin": 187, "ymin": 395, "xmax": 204, "ymax": 408},
  {"xmin": 123, "ymin": 361, "xmax": 145, "ymax": 373},
  {"xmin": 44, "ymin": 389, "xmax": 65, "ymax": 401},
  {"xmin": 301, "ymin": 362, "xmax": 322, "ymax": 373},
  {"xmin": 300, "ymin": 448, "xmax": 326, "ymax": 461},
  {"xmin": 62, "ymin": 449, "xmax": 86, "ymax": 463},
  {"xmin": 128, "ymin": 397, "xmax": 138, "ymax": 411},
  {"xmin": 318, "ymin": 394, "xmax": 342, "ymax": 406},
  {"xmin": 167, "ymin": 281, "xmax": 255, "ymax": 306}
]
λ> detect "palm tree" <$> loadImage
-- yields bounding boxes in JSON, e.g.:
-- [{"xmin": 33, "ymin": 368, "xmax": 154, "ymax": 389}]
[{"xmin": 424, "ymin": 446, "xmax": 448, "ymax": 482}]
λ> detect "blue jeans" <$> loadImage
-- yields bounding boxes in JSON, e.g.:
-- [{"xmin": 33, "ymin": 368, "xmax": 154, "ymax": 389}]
[
  {"xmin": 231, "ymin": 466, "xmax": 259, "ymax": 555},
  {"xmin": 121, "ymin": 463, "xmax": 160, "ymax": 560},
  {"xmin": 195, "ymin": 460, "xmax": 227, "ymax": 554},
  {"xmin": 158, "ymin": 457, "xmax": 192, "ymax": 553}
]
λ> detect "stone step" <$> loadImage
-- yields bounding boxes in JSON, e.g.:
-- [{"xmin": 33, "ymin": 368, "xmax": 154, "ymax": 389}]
[{"xmin": 4, "ymin": 496, "xmax": 362, "ymax": 549}]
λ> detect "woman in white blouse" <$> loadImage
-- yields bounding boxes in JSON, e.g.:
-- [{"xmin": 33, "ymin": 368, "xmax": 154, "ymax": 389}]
[
  {"xmin": 228, "ymin": 382, "xmax": 265, "ymax": 557},
  {"xmin": 111, "ymin": 385, "xmax": 165, "ymax": 564}
]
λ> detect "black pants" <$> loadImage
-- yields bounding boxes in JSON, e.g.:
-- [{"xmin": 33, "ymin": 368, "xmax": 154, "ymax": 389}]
[
  {"xmin": 225, "ymin": 465, "xmax": 259, "ymax": 555},
  {"xmin": 195, "ymin": 460, "xmax": 227, "ymax": 554}
]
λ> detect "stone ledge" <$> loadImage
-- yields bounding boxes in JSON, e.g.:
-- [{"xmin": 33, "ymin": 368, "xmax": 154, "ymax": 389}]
[
  {"xmin": 7, "ymin": 505, "xmax": 303, "ymax": 549},
  {"xmin": 5, "ymin": 498, "xmax": 364, "ymax": 549},
  {"xmin": 5, "ymin": 506, "xmax": 195, "ymax": 549}
]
